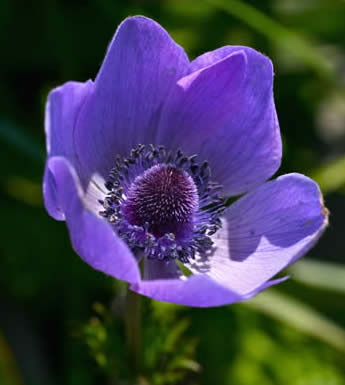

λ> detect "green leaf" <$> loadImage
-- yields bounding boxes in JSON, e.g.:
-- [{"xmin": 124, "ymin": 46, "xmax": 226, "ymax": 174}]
[
  {"xmin": 205, "ymin": 0, "xmax": 334, "ymax": 81},
  {"xmin": 164, "ymin": 319, "xmax": 190, "ymax": 353},
  {"xmin": 243, "ymin": 289, "xmax": 345, "ymax": 353},
  {"xmin": 289, "ymin": 259, "xmax": 345, "ymax": 294},
  {"xmin": 311, "ymin": 154, "xmax": 345, "ymax": 193}
]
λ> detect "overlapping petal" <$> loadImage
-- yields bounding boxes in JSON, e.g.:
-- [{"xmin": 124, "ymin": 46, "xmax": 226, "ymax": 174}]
[
  {"xmin": 131, "ymin": 272, "xmax": 288, "ymax": 307},
  {"xmin": 186, "ymin": 173, "xmax": 328, "ymax": 295},
  {"xmin": 46, "ymin": 156, "xmax": 140, "ymax": 284},
  {"xmin": 158, "ymin": 46, "xmax": 281, "ymax": 196},
  {"xmin": 43, "ymin": 81, "xmax": 93, "ymax": 219},
  {"xmin": 131, "ymin": 174, "xmax": 327, "ymax": 306},
  {"xmin": 45, "ymin": 80, "xmax": 93, "ymax": 160},
  {"xmin": 74, "ymin": 16, "xmax": 190, "ymax": 181}
]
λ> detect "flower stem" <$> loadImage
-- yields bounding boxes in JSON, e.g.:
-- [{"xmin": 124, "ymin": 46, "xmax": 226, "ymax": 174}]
[{"xmin": 125, "ymin": 289, "xmax": 142, "ymax": 376}]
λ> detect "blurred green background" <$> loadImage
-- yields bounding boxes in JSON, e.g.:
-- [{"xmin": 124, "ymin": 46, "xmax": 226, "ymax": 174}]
[{"xmin": 1, "ymin": 0, "xmax": 345, "ymax": 384}]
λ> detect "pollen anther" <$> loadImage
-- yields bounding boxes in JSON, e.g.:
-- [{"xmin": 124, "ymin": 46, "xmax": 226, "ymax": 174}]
[{"xmin": 99, "ymin": 144, "xmax": 226, "ymax": 263}]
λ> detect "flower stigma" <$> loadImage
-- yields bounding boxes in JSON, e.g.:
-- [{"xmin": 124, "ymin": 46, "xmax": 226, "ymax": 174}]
[
  {"xmin": 122, "ymin": 164, "xmax": 199, "ymax": 238},
  {"xmin": 99, "ymin": 145, "xmax": 226, "ymax": 263}
]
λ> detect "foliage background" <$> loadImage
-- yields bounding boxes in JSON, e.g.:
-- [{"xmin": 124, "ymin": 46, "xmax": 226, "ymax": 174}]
[{"xmin": 1, "ymin": 0, "xmax": 345, "ymax": 384}]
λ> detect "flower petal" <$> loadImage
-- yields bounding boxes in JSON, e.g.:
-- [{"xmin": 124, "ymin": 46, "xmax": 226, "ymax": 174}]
[
  {"xmin": 45, "ymin": 80, "xmax": 93, "ymax": 159},
  {"xmin": 46, "ymin": 156, "xmax": 140, "ymax": 284},
  {"xmin": 190, "ymin": 45, "xmax": 250, "ymax": 71},
  {"xmin": 187, "ymin": 173, "xmax": 328, "ymax": 295},
  {"xmin": 75, "ymin": 16, "xmax": 189, "ymax": 179},
  {"xmin": 158, "ymin": 46, "xmax": 281, "ymax": 196},
  {"xmin": 43, "ymin": 80, "xmax": 94, "ymax": 219},
  {"xmin": 131, "ymin": 273, "xmax": 288, "ymax": 307}
]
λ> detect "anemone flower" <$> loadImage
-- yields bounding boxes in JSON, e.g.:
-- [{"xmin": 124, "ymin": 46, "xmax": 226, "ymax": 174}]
[{"xmin": 43, "ymin": 16, "xmax": 328, "ymax": 307}]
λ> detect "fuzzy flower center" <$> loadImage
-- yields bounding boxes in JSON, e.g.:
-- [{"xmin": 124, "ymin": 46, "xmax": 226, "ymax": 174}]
[
  {"xmin": 122, "ymin": 165, "xmax": 199, "ymax": 238},
  {"xmin": 99, "ymin": 144, "xmax": 226, "ymax": 263}
]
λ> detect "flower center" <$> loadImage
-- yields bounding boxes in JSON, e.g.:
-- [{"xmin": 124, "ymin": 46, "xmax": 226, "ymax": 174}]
[
  {"xmin": 122, "ymin": 165, "xmax": 199, "ymax": 238},
  {"xmin": 99, "ymin": 144, "xmax": 226, "ymax": 262}
]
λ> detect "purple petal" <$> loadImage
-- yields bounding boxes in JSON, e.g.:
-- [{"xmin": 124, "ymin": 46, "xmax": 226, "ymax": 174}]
[
  {"xmin": 190, "ymin": 45, "xmax": 250, "ymax": 71},
  {"xmin": 131, "ymin": 274, "xmax": 288, "ymax": 307},
  {"xmin": 46, "ymin": 156, "xmax": 140, "ymax": 284},
  {"xmin": 43, "ymin": 80, "xmax": 94, "ymax": 219},
  {"xmin": 45, "ymin": 80, "xmax": 93, "ymax": 159},
  {"xmin": 132, "ymin": 174, "xmax": 327, "ymax": 307},
  {"xmin": 187, "ymin": 173, "xmax": 328, "ymax": 295},
  {"xmin": 75, "ymin": 16, "xmax": 189, "ymax": 180},
  {"xmin": 43, "ymin": 165, "xmax": 65, "ymax": 220},
  {"xmin": 158, "ymin": 46, "xmax": 281, "ymax": 196}
]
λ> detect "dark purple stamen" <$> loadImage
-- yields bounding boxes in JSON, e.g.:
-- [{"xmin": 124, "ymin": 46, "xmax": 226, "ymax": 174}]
[{"xmin": 99, "ymin": 144, "xmax": 226, "ymax": 263}]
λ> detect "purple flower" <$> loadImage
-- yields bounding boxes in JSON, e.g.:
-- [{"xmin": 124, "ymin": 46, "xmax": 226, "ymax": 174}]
[{"xmin": 43, "ymin": 16, "xmax": 328, "ymax": 307}]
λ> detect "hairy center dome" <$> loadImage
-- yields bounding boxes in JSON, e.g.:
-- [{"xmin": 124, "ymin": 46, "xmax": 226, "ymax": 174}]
[
  {"xmin": 122, "ymin": 164, "xmax": 199, "ymax": 237},
  {"xmin": 100, "ymin": 144, "xmax": 226, "ymax": 262}
]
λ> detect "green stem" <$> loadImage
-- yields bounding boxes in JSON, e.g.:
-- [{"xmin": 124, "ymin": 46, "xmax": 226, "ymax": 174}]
[{"xmin": 125, "ymin": 289, "xmax": 142, "ymax": 376}]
